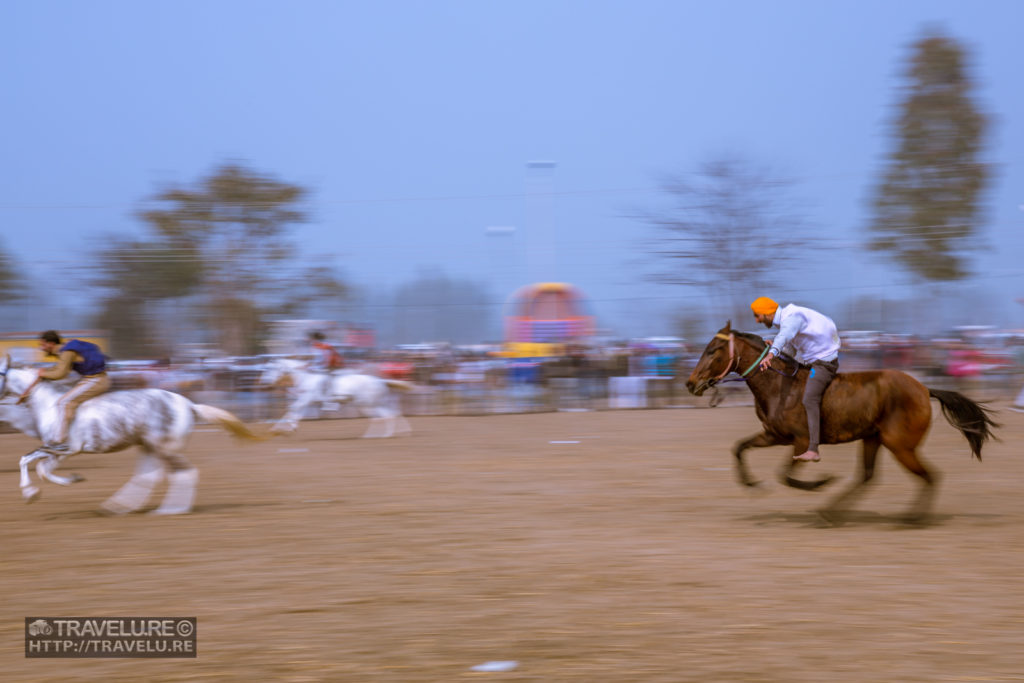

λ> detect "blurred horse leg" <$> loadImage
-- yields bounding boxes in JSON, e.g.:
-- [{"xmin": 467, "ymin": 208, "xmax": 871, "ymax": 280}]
[
  {"xmin": 37, "ymin": 454, "xmax": 84, "ymax": 485},
  {"xmin": 272, "ymin": 395, "xmax": 312, "ymax": 434},
  {"xmin": 19, "ymin": 450, "xmax": 51, "ymax": 502},
  {"xmin": 101, "ymin": 450, "xmax": 165, "ymax": 515},
  {"xmin": 888, "ymin": 445, "xmax": 939, "ymax": 523},
  {"xmin": 361, "ymin": 405, "xmax": 394, "ymax": 438},
  {"xmin": 732, "ymin": 431, "xmax": 785, "ymax": 487},
  {"xmin": 818, "ymin": 434, "xmax": 881, "ymax": 525},
  {"xmin": 880, "ymin": 393, "xmax": 937, "ymax": 523},
  {"xmin": 150, "ymin": 444, "xmax": 199, "ymax": 515}
]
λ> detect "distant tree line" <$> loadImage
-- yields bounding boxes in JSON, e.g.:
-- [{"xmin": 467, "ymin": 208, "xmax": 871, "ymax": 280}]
[{"xmin": 91, "ymin": 163, "xmax": 346, "ymax": 358}]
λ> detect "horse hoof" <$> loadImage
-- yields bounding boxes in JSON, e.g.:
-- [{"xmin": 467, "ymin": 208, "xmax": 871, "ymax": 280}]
[
  {"xmin": 69, "ymin": 473, "xmax": 86, "ymax": 483},
  {"xmin": 22, "ymin": 486, "xmax": 41, "ymax": 503}
]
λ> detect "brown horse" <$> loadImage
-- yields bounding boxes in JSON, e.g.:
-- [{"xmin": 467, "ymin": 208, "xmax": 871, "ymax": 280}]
[{"xmin": 686, "ymin": 322, "xmax": 997, "ymax": 523}]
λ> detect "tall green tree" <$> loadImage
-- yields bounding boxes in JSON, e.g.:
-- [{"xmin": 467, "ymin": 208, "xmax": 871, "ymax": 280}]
[{"xmin": 868, "ymin": 30, "xmax": 991, "ymax": 281}]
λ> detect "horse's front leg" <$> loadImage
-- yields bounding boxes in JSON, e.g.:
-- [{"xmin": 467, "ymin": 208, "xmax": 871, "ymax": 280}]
[
  {"xmin": 778, "ymin": 439, "xmax": 837, "ymax": 492},
  {"xmin": 732, "ymin": 431, "xmax": 785, "ymax": 488},
  {"xmin": 19, "ymin": 450, "xmax": 51, "ymax": 502},
  {"xmin": 272, "ymin": 397, "xmax": 311, "ymax": 434},
  {"xmin": 36, "ymin": 454, "xmax": 85, "ymax": 486}
]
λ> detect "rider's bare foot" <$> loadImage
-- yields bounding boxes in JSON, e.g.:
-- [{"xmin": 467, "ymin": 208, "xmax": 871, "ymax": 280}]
[{"xmin": 793, "ymin": 451, "xmax": 821, "ymax": 462}]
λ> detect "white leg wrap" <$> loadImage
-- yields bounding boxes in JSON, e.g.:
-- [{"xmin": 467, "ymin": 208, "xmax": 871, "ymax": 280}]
[
  {"xmin": 362, "ymin": 417, "xmax": 384, "ymax": 438},
  {"xmin": 152, "ymin": 468, "xmax": 199, "ymax": 515},
  {"xmin": 20, "ymin": 452, "xmax": 48, "ymax": 503},
  {"xmin": 395, "ymin": 415, "xmax": 412, "ymax": 435},
  {"xmin": 101, "ymin": 457, "xmax": 164, "ymax": 515}
]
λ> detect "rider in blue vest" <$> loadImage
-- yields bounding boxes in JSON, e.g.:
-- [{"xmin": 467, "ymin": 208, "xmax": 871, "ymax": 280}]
[{"xmin": 18, "ymin": 331, "xmax": 112, "ymax": 453}]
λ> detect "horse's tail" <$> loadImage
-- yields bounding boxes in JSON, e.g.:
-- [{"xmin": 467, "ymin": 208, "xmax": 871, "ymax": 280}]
[
  {"xmin": 192, "ymin": 403, "xmax": 268, "ymax": 442},
  {"xmin": 383, "ymin": 380, "xmax": 415, "ymax": 392},
  {"xmin": 928, "ymin": 388, "xmax": 999, "ymax": 460}
]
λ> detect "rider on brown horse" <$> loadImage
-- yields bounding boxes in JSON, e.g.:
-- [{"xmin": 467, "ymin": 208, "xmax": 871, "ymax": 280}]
[{"xmin": 751, "ymin": 297, "xmax": 841, "ymax": 464}]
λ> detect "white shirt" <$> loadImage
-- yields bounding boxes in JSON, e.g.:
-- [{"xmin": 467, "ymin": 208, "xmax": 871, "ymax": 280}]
[{"xmin": 769, "ymin": 304, "xmax": 840, "ymax": 364}]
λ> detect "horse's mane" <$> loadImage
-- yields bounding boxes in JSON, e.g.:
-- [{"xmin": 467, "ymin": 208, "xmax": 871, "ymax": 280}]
[
  {"xmin": 732, "ymin": 330, "xmax": 768, "ymax": 349},
  {"xmin": 731, "ymin": 329, "xmax": 808, "ymax": 370}
]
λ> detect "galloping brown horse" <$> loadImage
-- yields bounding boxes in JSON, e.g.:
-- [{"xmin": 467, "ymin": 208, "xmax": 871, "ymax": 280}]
[{"xmin": 686, "ymin": 322, "xmax": 997, "ymax": 523}]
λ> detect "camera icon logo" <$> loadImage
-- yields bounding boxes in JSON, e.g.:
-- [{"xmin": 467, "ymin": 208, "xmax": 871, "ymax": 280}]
[{"xmin": 28, "ymin": 619, "xmax": 52, "ymax": 637}]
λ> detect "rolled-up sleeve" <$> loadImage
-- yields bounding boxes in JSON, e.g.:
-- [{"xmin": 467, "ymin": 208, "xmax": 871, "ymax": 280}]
[
  {"xmin": 769, "ymin": 313, "xmax": 805, "ymax": 357},
  {"xmin": 39, "ymin": 350, "xmax": 75, "ymax": 380}
]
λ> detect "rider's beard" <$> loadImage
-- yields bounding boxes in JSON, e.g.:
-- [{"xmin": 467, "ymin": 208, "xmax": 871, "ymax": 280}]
[{"xmin": 761, "ymin": 319, "xmax": 773, "ymax": 329}]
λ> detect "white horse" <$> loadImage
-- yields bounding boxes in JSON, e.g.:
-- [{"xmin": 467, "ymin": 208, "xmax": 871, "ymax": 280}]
[
  {"xmin": 0, "ymin": 355, "xmax": 264, "ymax": 515},
  {"xmin": 260, "ymin": 358, "xmax": 414, "ymax": 438}
]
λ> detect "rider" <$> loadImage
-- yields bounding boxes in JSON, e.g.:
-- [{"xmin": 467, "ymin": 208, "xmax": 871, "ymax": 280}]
[
  {"xmin": 18, "ymin": 330, "xmax": 111, "ymax": 453},
  {"xmin": 751, "ymin": 297, "xmax": 841, "ymax": 463},
  {"xmin": 308, "ymin": 331, "xmax": 345, "ymax": 372}
]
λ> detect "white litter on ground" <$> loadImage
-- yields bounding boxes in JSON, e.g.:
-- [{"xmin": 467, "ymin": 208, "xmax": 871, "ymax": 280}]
[
  {"xmin": 549, "ymin": 440, "xmax": 580, "ymax": 444},
  {"xmin": 470, "ymin": 661, "xmax": 519, "ymax": 672},
  {"xmin": 277, "ymin": 448, "xmax": 311, "ymax": 454}
]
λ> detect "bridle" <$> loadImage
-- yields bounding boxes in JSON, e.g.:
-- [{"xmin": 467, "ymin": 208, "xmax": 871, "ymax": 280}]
[{"xmin": 706, "ymin": 333, "xmax": 772, "ymax": 386}]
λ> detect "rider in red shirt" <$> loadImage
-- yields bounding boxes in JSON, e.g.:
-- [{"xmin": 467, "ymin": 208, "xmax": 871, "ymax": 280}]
[{"xmin": 309, "ymin": 331, "xmax": 345, "ymax": 372}]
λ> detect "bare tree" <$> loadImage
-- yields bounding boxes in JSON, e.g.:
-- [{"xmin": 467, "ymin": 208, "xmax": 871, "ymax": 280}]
[{"xmin": 640, "ymin": 155, "xmax": 811, "ymax": 325}]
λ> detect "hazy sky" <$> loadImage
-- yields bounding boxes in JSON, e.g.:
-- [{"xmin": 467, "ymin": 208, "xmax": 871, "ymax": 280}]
[{"xmin": 4, "ymin": 0, "xmax": 1023, "ymax": 339}]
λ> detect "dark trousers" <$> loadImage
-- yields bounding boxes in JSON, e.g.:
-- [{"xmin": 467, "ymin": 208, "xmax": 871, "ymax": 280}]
[{"xmin": 802, "ymin": 359, "xmax": 838, "ymax": 452}]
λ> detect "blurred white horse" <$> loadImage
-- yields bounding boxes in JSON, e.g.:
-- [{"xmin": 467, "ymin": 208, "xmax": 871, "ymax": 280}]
[
  {"xmin": 0, "ymin": 354, "xmax": 264, "ymax": 515},
  {"xmin": 260, "ymin": 358, "xmax": 414, "ymax": 438},
  {"xmin": 0, "ymin": 397, "xmax": 39, "ymax": 438}
]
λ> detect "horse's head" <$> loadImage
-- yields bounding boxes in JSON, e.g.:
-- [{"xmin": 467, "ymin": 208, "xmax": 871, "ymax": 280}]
[
  {"xmin": 0, "ymin": 356, "xmax": 38, "ymax": 401},
  {"xmin": 686, "ymin": 322, "xmax": 738, "ymax": 396}
]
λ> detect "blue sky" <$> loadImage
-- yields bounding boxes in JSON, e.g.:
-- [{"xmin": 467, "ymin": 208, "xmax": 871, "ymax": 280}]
[{"xmin": 3, "ymin": 0, "xmax": 1023, "ymax": 339}]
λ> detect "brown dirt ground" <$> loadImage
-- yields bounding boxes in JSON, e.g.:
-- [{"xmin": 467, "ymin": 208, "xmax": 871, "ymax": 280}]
[{"xmin": 1, "ymin": 403, "xmax": 1023, "ymax": 682}]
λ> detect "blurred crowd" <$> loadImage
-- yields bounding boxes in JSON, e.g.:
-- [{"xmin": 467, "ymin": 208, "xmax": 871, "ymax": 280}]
[{"xmin": 68, "ymin": 326, "xmax": 1024, "ymax": 423}]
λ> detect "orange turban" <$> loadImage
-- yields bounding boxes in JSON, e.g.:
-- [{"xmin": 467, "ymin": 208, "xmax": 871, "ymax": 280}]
[{"xmin": 750, "ymin": 297, "xmax": 778, "ymax": 316}]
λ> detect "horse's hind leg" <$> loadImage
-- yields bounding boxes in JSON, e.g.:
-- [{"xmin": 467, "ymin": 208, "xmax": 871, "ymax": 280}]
[
  {"xmin": 151, "ymin": 451, "xmax": 198, "ymax": 516},
  {"xmin": 819, "ymin": 435, "xmax": 881, "ymax": 525},
  {"xmin": 395, "ymin": 413, "xmax": 412, "ymax": 436},
  {"xmin": 890, "ymin": 447, "xmax": 939, "ymax": 523},
  {"xmin": 360, "ymin": 406, "xmax": 393, "ymax": 438},
  {"xmin": 101, "ymin": 451, "xmax": 165, "ymax": 515},
  {"xmin": 390, "ymin": 396, "xmax": 411, "ymax": 435}
]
